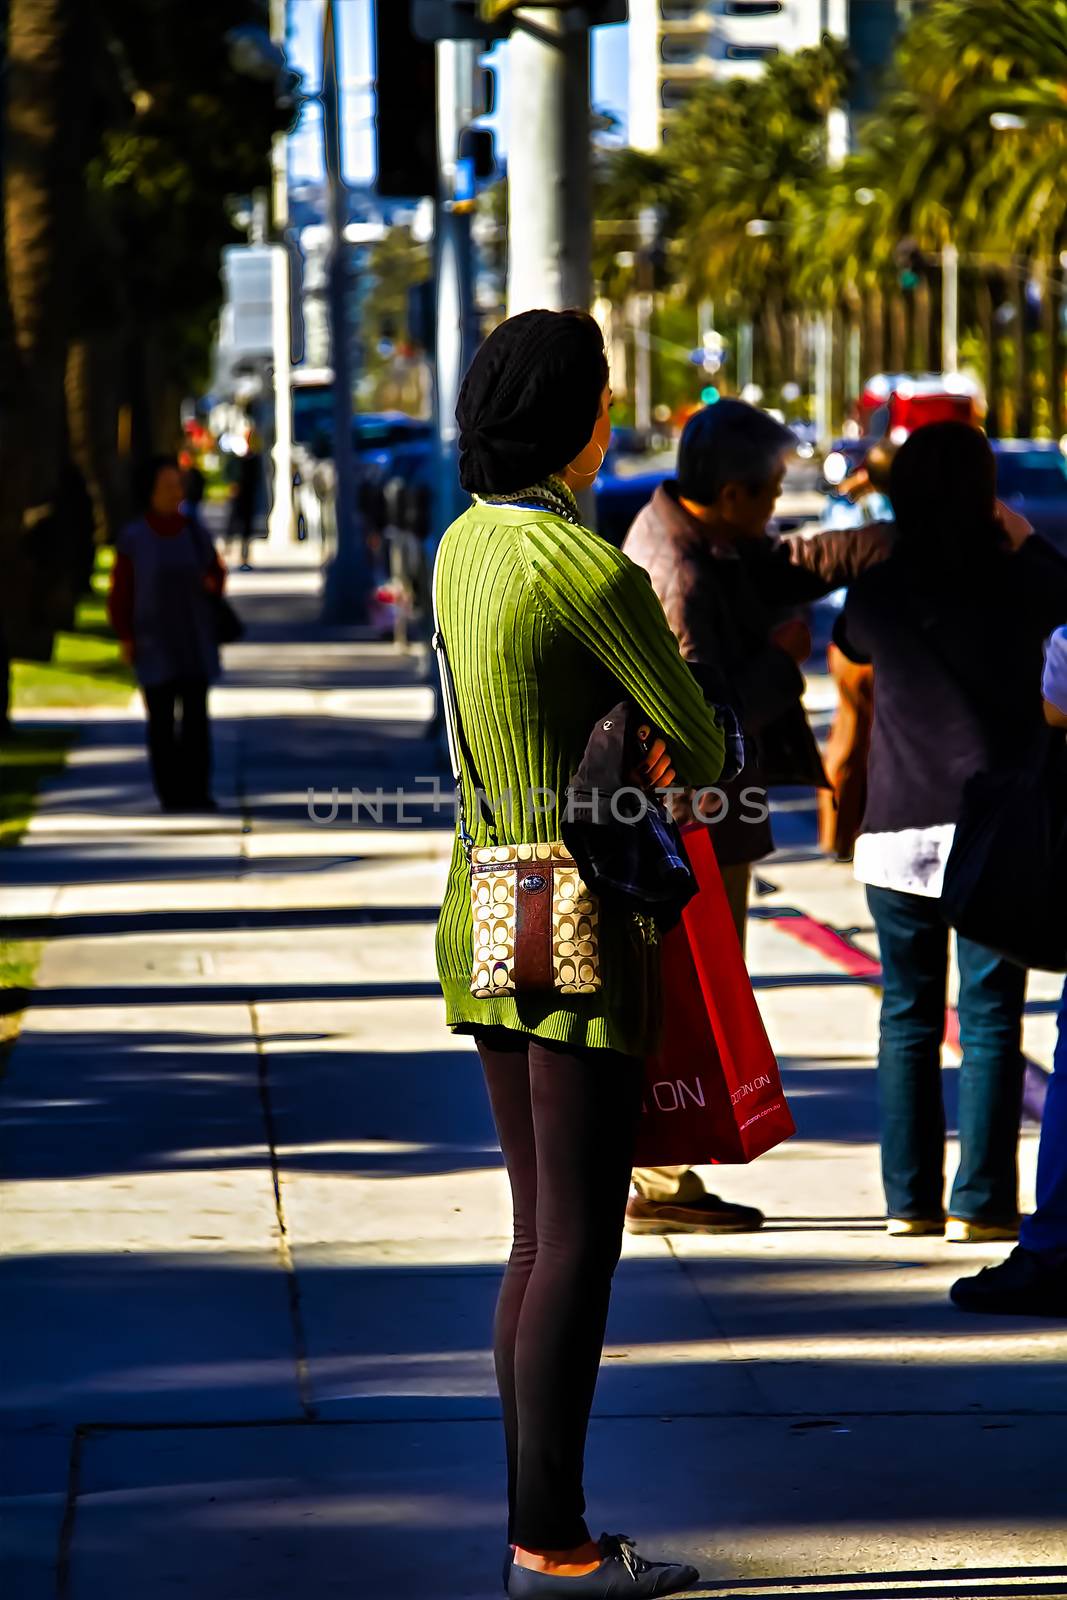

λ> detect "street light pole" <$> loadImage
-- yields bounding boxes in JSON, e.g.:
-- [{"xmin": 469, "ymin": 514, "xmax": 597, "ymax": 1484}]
[
  {"xmin": 434, "ymin": 38, "xmax": 481, "ymax": 539},
  {"xmin": 942, "ymin": 241, "xmax": 960, "ymax": 373},
  {"xmin": 266, "ymin": 0, "xmax": 293, "ymax": 551},
  {"xmin": 321, "ymin": 0, "xmax": 370, "ymax": 621},
  {"xmin": 507, "ymin": 7, "xmax": 591, "ymax": 312}
]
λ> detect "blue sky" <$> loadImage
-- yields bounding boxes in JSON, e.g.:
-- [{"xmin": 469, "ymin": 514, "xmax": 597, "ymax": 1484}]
[{"xmin": 286, "ymin": 1, "xmax": 629, "ymax": 185}]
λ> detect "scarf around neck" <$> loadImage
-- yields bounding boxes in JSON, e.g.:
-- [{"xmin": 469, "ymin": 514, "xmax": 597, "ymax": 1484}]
[{"xmin": 476, "ymin": 475, "xmax": 582, "ymax": 527}]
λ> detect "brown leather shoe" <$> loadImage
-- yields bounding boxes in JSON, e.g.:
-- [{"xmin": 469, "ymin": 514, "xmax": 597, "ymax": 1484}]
[{"xmin": 625, "ymin": 1193, "xmax": 764, "ymax": 1235}]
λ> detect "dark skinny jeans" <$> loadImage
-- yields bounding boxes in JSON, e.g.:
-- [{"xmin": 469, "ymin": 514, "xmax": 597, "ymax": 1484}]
[
  {"xmin": 474, "ymin": 1027, "xmax": 643, "ymax": 1552},
  {"xmin": 866, "ymin": 884, "xmax": 1026, "ymax": 1224}
]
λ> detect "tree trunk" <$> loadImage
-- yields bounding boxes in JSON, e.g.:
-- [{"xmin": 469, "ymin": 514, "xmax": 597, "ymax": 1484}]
[
  {"xmin": 864, "ymin": 283, "xmax": 885, "ymax": 381},
  {"xmin": 976, "ymin": 272, "xmax": 996, "ymax": 436},
  {"xmin": 1052, "ymin": 258, "xmax": 1066, "ymax": 441},
  {"xmin": 65, "ymin": 332, "xmax": 124, "ymax": 545},
  {"xmin": 784, "ymin": 310, "xmax": 801, "ymax": 388},
  {"xmin": 1012, "ymin": 270, "xmax": 1028, "ymax": 438},
  {"xmin": 5, "ymin": 0, "xmax": 82, "ymax": 514},
  {"xmin": 888, "ymin": 287, "xmax": 907, "ymax": 371},
  {"xmin": 912, "ymin": 277, "xmax": 931, "ymax": 372},
  {"xmin": 3, "ymin": 0, "xmax": 87, "ymax": 653},
  {"xmin": 760, "ymin": 295, "xmax": 784, "ymax": 397}
]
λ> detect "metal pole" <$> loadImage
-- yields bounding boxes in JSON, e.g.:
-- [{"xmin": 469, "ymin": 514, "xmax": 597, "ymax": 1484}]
[
  {"xmin": 434, "ymin": 38, "xmax": 480, "ymax": 540},
  {"xmin": 507, "ymin": 7, "xmax": 591, "ymax": 313},
  {"xmin": 266, "ymin": 0, "xmax": 293, "ymax": 551},
  {"xmin": 738, "ymin": 319, "xmax": 754, "ymax": 396},
  {"xmin": 321, "ymin": 0, "xmax": 369, "ymax": 621},
  {"xmin": 814, "ymin": 309, "xmax": 833, "ymax": 448},
  {"xmin": 942, "ymin": 240, "xmax": 960, "ymax": 373}
]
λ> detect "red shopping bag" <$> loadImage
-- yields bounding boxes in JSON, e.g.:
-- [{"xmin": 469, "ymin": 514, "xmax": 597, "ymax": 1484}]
[{"xmin": 633, "ymin": 823, "xmax": 795, "ymax": 1166}]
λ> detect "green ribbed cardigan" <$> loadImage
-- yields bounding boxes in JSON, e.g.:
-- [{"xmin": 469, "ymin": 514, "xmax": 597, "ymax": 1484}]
[{"xmin": 434, "ymin": 497, "xmax": 727, "ymax": 1056}]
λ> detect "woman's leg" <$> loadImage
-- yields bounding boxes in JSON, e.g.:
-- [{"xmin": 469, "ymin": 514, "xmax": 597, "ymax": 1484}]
[
  {"xmin": 475, "ymin": 1028, "xmax": 538, "ymax": 1545},
  {"xmin": 512, "ymin": 1037, "xmax": 642, "ymax": 1553},
  {"xmin": 950, "ymin": 934, "xmax": 1026, "ymax": 1223},
  {"xmin": 143, "ymin": 680, "xmax": 180, "ymax": 808},
  {"xmin": 176, "ymin": 679, "xmax": 212, "ymax": 806},
  {"xmin": 866, "ymin": 886, "xmax": 950, "ymax": 1220}
]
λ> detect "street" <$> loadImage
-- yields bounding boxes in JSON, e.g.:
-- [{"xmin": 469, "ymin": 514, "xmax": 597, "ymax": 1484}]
[{"xmin": 2, "ymin": 556, "xmax": 1065, "ymax": 1600}]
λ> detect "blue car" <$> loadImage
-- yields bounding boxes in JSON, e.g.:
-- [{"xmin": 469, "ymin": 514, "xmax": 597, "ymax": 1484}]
[
  {"xmin": 594, "ymin": 469, "xmax": 666, "ymax": 547},
  {"xmin": 991, "ymin": 440, "xmax": 1067, "ymax": 555}
]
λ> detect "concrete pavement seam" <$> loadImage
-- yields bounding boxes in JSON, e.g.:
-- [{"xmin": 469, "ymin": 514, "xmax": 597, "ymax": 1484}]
[
  {"xmin": 249, "ymin": 999, "xmax": 317, "ymax": 1421},
  {"xmin": 45, "ymin": 1408, "xmax": 1067, "ymax": 1437},
  {"xmin": 662, "ymin": 1239, "xmax": 771, "ymax": 1415},
  {"xmin": 54, "ymin": 1424, "xmax": 85, "ymax": 1600}
]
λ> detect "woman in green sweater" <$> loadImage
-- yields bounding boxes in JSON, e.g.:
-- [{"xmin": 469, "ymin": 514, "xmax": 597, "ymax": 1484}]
[{"xmin": 435, "ymin": 311, "xmax": 725, "ymax": 1598}]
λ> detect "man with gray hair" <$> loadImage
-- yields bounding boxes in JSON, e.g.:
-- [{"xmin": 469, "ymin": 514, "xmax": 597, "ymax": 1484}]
[{"xmin": 622, "ymin": 398, "xmax": 891, "ymax": 1235}]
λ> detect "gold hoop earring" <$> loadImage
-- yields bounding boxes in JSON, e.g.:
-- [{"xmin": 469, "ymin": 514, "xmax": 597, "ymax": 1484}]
[{"xmin": 569, "ymin": 441, "xmax": 605, "ymax": 479}]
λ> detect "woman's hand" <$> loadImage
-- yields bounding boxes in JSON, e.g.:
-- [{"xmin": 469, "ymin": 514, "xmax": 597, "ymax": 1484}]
[
  {"xmin": 633, "ymin": 724, "xmax": 676, "ymax": 790},
  {"xmin": 995, "ymin": 498, "xmax": 1033, "ymax": 550}
]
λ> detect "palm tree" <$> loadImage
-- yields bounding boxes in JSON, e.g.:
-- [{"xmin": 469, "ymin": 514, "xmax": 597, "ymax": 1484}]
[{"xmin": 660, "ymin": 39, "xmax": 849, "ymax": 398}]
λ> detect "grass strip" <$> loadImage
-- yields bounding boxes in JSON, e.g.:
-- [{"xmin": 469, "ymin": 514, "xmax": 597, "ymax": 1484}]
[{"xmin": 1, "ymin": 727, "xmax": 73, "ymax": 845}]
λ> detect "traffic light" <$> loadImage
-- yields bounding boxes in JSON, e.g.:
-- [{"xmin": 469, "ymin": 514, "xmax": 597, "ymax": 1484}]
[
  {"xmin": 894, "ymin": 237, "xmax": 925, "ymax": 293},
  {"xmin": 458, "ymin": 125, "xmax": 496, "ymax": 181},
  {"xmin": 375, "ymin": 1, "xmax": 438, "ymax": 198},
  {"xmin": 700, "ymin": 385, "xmax": 721, "ymax": 406}
]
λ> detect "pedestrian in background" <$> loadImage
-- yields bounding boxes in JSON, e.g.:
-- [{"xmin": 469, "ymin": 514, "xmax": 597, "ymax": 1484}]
[
  {"xmin": 835, "ymin": 423, "xmax": 1067, "ymax": 1242},
  {"xmin": 435, "ymin": 309, "xmax": 726, "ymax": 1597},
  {"xmin": 952, "ymin": 623, "xmax": 1067, "ymax": 1313},
  {"xmin": 621, "ymin": 398, "xmax": 890, "ymax": 1236},
  {"xmin": 108, "ymin": 455, "xmax": 224, "ymax": 813},
  {"xmin": 818, "ymin": 441, "xmax": 898, "ymax": 859},
  {"xmin": 182, "ymin": 463, "xmax": 207, "ymax": 516},
  {"xmin": 226, "ymin": 422, "xmax": 261, "ymax": 570},
  {"xmin": 822, "ymin": 436, "xmax": 896, "ymax": 530}
]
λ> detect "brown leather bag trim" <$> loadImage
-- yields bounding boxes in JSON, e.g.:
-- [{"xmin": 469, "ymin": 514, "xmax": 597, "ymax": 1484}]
[{"xmin": 513, "ymin": 864, "xmax": 553, "ymax": 990}]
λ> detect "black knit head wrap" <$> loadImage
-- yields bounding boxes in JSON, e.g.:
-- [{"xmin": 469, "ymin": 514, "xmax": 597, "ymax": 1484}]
[{"xmin": 456, "ymin": 309, "xmax": 609, "ymax": 496}]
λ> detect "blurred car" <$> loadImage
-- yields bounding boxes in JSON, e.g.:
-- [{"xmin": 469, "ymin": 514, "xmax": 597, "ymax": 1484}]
[
  {"xmin": 859, "ymin": 372, "xmax": 982, "ymax": 441},
  {"xmin": 992, "ymin": 440, "xmax": 1067, "ymax": 554},
  {"xmin": 595, "ymin": 468, "xmax": 665, "ymax": 547}
]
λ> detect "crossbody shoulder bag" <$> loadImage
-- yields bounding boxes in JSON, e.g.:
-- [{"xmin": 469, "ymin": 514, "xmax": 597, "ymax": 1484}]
[{"xmin": 431, "ymin": 544, "xmax": 602, "ymax": 1000}]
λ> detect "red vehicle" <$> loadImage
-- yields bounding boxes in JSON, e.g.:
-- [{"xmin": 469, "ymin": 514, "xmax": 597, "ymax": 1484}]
[{"xmin": 859, "ymin": 372, "xmax": 982, "ymax": 442}]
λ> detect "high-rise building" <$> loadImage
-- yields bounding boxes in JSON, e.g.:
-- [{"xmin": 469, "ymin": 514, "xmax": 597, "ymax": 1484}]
[{"xmin": 629, "ymin": 0, "xmax": 901, "ymax": 151}]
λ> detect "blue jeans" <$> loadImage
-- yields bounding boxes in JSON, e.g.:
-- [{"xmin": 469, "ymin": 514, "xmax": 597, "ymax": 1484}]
[
  {"xmin": 866, "ymin": 885, "xmax": 1026, "ymax": 1223},
  {"xmin": 1020, "ymin": 980, "xmax": 1067, "ymax": 1259}
]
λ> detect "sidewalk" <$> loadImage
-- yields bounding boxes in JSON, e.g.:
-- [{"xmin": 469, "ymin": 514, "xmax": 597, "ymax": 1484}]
[{"xmin": 2, "ymin": 556, "xmax": 1065, "ymax": 1600}]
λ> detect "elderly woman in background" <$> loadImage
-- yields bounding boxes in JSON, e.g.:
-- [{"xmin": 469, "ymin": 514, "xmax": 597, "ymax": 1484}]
[{"xmin": 109, "ymin": 455, "xmax": 225, "ymax": 813}]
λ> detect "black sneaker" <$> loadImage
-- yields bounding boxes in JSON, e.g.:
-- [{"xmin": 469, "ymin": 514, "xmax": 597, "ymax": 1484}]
[
  {"xmin": 508, "ymin": 1534, "xmax": 699, "ymax": 1596},
  {"xmin": 950, "ymin": 1246, "xmax": 1067, "ymax": 1317},
  {"xmin": 626, "ymin": 1193, "xmax": 764, "ymax": 1235}
]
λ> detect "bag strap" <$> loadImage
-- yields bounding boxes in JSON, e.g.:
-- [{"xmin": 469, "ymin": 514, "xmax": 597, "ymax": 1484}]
[{"xmin": 431, "ymin": 547, "xmax": 497, "ymax": 857}]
